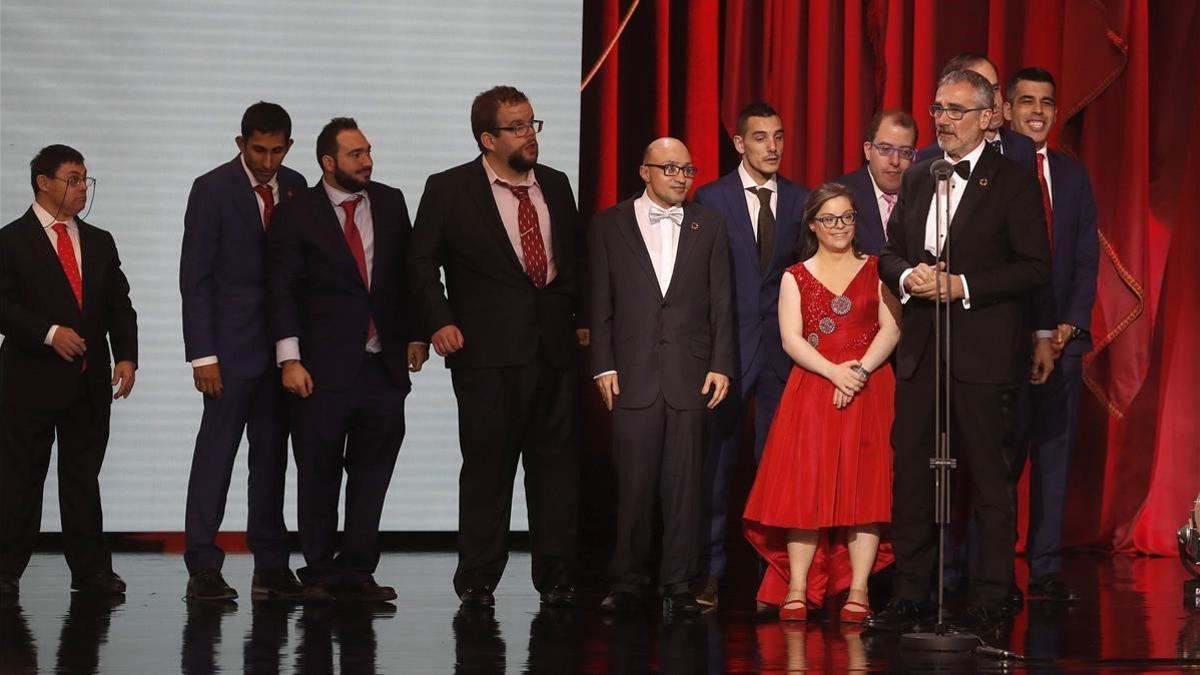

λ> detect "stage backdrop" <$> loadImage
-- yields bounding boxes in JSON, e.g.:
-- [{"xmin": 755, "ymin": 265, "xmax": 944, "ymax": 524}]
[
  {"xmin": 579, "ymin": 0, "xmax": 1200, "ymax": 556},
  {"xmin": 0, "ymin": 0, "xmax": 584, "ymax": 532}
]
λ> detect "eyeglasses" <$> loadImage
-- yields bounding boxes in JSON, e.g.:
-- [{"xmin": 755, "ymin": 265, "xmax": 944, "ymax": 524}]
[
  {"xmin": 643, "ymin": 163, "xmax": 699, "ymax": 178},
  {"xmin": 813, "ymin": 211, "xmax": 857, "ymax": 229},
  {"xmin": 490, "ymin": 119, "xmax": 543, "ymax": 137},
  {"xmin": 869, "ymin": 142, "xmax": 917, "ymax": 161},
  {"xmin": 928, "ymin": 105, "xmax": 990, "ymax": 121},
  {"xmin": 52, "ymin": 176, "xmax": 96, "ymax": 189}
]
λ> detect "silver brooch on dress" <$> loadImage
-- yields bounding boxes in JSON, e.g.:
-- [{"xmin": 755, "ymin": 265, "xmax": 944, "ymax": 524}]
[
  {"xmin": 807, "ymin": 333, "xmax": 820, "ymax": 347},
  {"xmin": 831, "ymin": 295, "xmax": 852, "ymax": 316},
  {"xmin": 819, "ymin": 317, "xmax": 836, "ymax": 334}
]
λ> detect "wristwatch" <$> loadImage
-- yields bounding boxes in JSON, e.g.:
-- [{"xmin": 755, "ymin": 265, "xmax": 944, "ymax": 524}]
[{"xmin": 1067, "ymin": 325, "xmax": 1082, "ymax": 340}]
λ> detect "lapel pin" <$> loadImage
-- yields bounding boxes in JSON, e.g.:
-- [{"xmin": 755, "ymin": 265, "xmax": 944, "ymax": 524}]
[
  {"xmin": 978, "ymin": 178, "xmax": 989, "ymax": 187},
  {"xmin": 690, "ymin": 222, "xmax": 699, "ymax": 230}
]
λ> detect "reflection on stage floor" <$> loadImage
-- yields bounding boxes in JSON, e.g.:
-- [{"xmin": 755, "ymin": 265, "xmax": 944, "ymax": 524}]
[{"xmin": 2, "ymin": 551, "xmax": 1198, "ymax": 673}]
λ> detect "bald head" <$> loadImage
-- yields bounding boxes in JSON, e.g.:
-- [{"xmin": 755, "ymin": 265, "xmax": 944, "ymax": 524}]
[{"xmin": 639, "ymin": 137, "xmax": 695, "ymax": 207}]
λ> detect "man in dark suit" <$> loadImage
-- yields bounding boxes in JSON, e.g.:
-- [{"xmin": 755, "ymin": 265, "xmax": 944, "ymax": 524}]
[
  {"xmin": 591, "ymin": 137, "xmax": 735, "ymax": 616},
  {"xmin": 410, "ymin": 86, "xmax": 585, "ymax": 609},
  {"xmin": 0, "ymin": 144, "xmax": 138, "ymax": 598},
  {"xmin": 691, "ymin": 102, "xmax": 808, "ymax": 609},
  {"xmin": 1003, "ymin": 67, "xmax": 1099, "ymax": 603},
  {"xmin": 835, "ymin": 109, "xmax": 919, "ymax": 255},
  {"xmin": 915, "ymin": 53, "xmax": 1036, "ymax": 173},
  {"xmin": 180, "ymin": 101, "xmax": 308, "ymax": 601},
  {"xmin": 268, "ymin": 118, "xmax": 427, "ymax": 602},
  {"xmin": 866, "ymin": 70, "xmax": 1051, "ymax": 633}
]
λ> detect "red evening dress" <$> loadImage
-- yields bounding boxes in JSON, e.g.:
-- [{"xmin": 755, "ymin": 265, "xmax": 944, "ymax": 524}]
[{"xmin": 743, "ymin": 256, "xmax": 895, "ymax": 608}]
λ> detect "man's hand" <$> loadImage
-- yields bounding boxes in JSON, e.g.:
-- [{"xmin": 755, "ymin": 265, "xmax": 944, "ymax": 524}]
[
  {"xmin": 701, "ymin": 372, "xmax": 730, "ymax": 410},
  {"xmin": 1050, "ymin": 323, "xmax": 1073, "ymax": 359},
  {"xmin": 111, "ymin": 360, "xmax": 136, "ymax": 400},
  {"xmin": 595, "ymin": 372, "xmax": 620, "ymax": 411},
  {"xmin": 193, "ymin": 363, "xmax": 223, "ymax": 398},
  {"xmin": 1030, "ymin": 337, "xmax": 1055, "ymax": 385},
  {"xmin": 50, "ymin": 327, "xmax": 86, "ymax": 363},
  {"xmin": 408, "ymin": 343, "xmax": 430, "ymax": 372},
  {"xmin": 904, "ymin": 262, "xmax": 940, "ymax": 294},
  {"xmin": 431, "ymin": 325, "xmax": 464, "ymax": 357},
  {"xmin": 282, "ymin": 360, "xmax": 314, "ymax": 398},
  {"xmin": 576, "ymin": 328, "xmax": 590, "ymax": 347}
]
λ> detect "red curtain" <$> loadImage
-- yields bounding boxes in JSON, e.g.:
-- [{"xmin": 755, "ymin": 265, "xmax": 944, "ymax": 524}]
[{"xmin": 579, "ymin": 0, "xmax": 1200, "ymax": 556}]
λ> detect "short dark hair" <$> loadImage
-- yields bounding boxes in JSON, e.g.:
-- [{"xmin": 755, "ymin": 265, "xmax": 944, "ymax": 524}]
[
  {"xmin": 315, "ymin": 117, "xmax": 359, "ymax": 165},
  {"xmin": 240, "ymin": 101, "xmax": 292, "ymax": 140},
  {"xmin": 30, "ymin": 144, "xmax": 85, "ymax": 194},
  {"xmin": 940, "ymin": 51, "xmax": 992, "ymax": 79},
  {"xmin": 1006, "ymin": 66, "xmax": 1057, "ymax": 103},
  {"xmin": 470, "ymin": 85, "xmax": 529, "ymax": 153},
  {"xmin": 735, "ymin": 101, "xmax": 781, "ymax": 136},
  {"xmin": 795, "ymin": 182, "xmax": 864, "ymax": 263},
  {"xmin": 865, "ymin": 109, "xmax": 918, "ymax": 145}
]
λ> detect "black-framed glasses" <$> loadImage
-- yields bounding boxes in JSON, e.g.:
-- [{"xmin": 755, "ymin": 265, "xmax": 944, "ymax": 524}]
[
  {"xmin": 813, "ymin": 211, "xmax": 857, "ymax": 229},
  {"xmin": 643, "ymin": 163, "xmax": 699, "ymax": 178},
  {"xmin": 490, "ymin": 119, "xmax": 543, "ymax": 137},
  {"xmin": 52, "ymin": 176, "xmax": 96, "ymax": 189},
  {"xmin": 928, "ymin": 105, "xmax": 990, "ymax": 121},
  {"xmin": 869, "ymin": 142, "xmax": 917, "ymax": 161}
]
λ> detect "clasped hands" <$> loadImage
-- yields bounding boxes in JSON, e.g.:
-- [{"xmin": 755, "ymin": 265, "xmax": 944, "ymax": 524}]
[
  {"xmin": 827, "ymin": 360, "xmax": 868, "ymax": 409},
  {"xmin": 905, "ymin": 262, "xmax": 964, "ymax": 302},
  {"xmin": 594, "ymin": 371, "xmax": 730, "ymax": 411}
]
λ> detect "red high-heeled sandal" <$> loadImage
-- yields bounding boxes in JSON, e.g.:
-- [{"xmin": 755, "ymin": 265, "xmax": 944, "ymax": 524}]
[
  {"xmin": 779, "ymin": 598, "xmax": 808, "ymax": 622},
  {"xmin": 839, "ymin": 600, "xmax": 872, "ymax": 623}
]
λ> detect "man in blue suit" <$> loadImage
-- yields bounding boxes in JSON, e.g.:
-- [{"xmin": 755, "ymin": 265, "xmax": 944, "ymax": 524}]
[
  {"xmin": 833, "ymin": 109, "xmax": 919, "ymax": 254},
  {"xmin": 915, "ymin": 53, "xmax": 1036, "ymax": 173},
  {"xmin": 180, "ymin": 102, "xmax": 308, "ymax": 601},
  {"xmin": 1003, "ymin": 67, "xmax": 1098, "ymax": 603},
  {"xmin": 692, "ymin": 102, "xmax": 809, "ymax": 610}
]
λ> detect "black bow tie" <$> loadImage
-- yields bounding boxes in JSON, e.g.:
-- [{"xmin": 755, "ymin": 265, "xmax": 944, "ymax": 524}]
[{"xmin": 953, "ymin": 161, "xmax": 971, "ymax": 179}]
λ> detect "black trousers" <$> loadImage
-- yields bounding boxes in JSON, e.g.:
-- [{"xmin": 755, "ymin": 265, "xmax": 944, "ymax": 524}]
[
  {"xmin": 183, "ymin": 372, "xmax": 290, "ymax": 574},
  {"xmin": 0, "ymin": 385, "xmax": 112, "ymax": 581},
  {"xmin": 450, "ymin": 356, "xmax": 579, "ymax": 595},
  {"xmin": 890, "ymin": 349, "xmax": 1019, "ymax": 608},
  {"xmin": 289, "ymin": 354, "xmax": 407, "ymax": 586},
  {"xmin": 609, "ymin": 396, "xmax": 706, "ymax": 596}
]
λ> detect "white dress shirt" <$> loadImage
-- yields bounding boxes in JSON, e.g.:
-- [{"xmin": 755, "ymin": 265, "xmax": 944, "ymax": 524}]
[
  {"xmin": 33, "ymin": 201, "xmax": 82, "ymax": 346},
  {"xmin": 737, "ymin": 163, "xmax": 778, "ymax": 241}
]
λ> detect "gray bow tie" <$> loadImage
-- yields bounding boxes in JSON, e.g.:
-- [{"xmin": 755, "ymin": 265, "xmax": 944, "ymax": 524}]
[{"xmin": 649, "ymin": 204, "xmax": 684, "ymax": 227}]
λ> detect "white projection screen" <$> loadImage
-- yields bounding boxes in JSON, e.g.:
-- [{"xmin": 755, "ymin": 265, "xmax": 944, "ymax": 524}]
[{"xmin": 0, "ymin": 1, "xmax": 583, "ymax": 532}]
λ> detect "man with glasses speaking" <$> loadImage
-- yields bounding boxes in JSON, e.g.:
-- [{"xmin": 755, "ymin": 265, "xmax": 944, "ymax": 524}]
[
  {"xmin": 833, "ymin": 109, "xmax": 919, "ymax": 255},
  {"xmin": 867, "ymin": 69, "xmax": 1050, "ymax": 634},
  {"xmin": 410, "ymin": 86, "xmax": 586, "ymax": 609},
  {"xmin": 0, "ymin": 144, "xmax": 138, "ymax": 598}
]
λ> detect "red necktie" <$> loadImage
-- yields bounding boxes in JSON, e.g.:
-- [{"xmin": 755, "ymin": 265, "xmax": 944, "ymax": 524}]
[
  {"xmin": 339, "ymin": 196, "xmax": 375, "ymax": 341},
  {"xmin": 52, "ymin": 222, "xmax": 86, "ymax": 370},
  {"xmin": 1036, "ymin": 154, "xmax": 1054, "ymax": 256},
  {"xmin": 496, "ymin": 181, "xmax": 548, "ymax": 288},
  {"xmin": 254, "ymin": 184, "xmax": 275, "ymax": 229}
]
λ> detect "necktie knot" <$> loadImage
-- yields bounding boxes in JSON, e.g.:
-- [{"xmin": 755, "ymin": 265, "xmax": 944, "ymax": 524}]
[
  {"xmin": 52, "ymin": 222, "xmax": 68, "ymax": 236},
  {"xmin": 340, "ymin": 194, "xmax": 362, "ymax": 218},
  {"xmin": 953, "ymin": 160, "xmax": 971, "ymax": 179},
  {"xmin": 882, "ymin": 193, "xmax": 897, "ymax": 206},
  {"xmin": 496, "ymin": 180, "xmax": 531, "ymax": 201},
  {"xmin": 253, "ymin": 184, "xmax": 273, "ymax": 202},
  {"xmin": 649, "ymin": 204, "xmax": 684, "ymax": 227},
  {"xmin": 749, "ymin": 186, "xmax": 772, "ymax": 205}
]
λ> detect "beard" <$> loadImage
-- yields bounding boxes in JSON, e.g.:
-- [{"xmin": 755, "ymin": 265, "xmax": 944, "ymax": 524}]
[
  {"xmin": 334, "ymin": 165, "xmax": 369, "ymax": 192},
  {"xmin": 507, "ymin": 141, "xmax": 538, "ymax": 173}
]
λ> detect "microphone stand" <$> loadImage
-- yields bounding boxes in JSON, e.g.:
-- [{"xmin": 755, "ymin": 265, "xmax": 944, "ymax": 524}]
[{"xmin": 900, "ymin": 160, "xmax": 979, "ymax": 654}]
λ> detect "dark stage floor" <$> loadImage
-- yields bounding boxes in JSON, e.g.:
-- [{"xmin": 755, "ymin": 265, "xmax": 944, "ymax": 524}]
[{"xmin": 2, "ymin": 551, "xmax": 1199, "ymax": 673}]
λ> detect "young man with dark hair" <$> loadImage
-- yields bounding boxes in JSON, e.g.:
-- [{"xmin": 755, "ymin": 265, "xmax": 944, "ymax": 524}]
[{"xmin": 0, "ymin": 144, "xmax": 138, "ymax": 598}]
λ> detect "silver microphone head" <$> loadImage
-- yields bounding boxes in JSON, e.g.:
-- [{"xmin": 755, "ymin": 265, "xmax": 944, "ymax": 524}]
[{"xmin": 930, "ymin": 159, "xmax": 954, "ymax": 181}]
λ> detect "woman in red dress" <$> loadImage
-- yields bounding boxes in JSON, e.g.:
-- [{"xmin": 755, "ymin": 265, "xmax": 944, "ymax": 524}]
[{"xmin": 743, "ymin": 182, "xmax": 901, "ymax": 622}]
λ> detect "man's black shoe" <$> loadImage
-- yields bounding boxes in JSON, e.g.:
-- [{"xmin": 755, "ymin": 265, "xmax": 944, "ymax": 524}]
[
  {"xmin": 344, "ymin": 577, "xmax": 397, "ymax": 603},
  {"xmin": 949, "ymin": 604, "xmax": 1009, "ymax": 634},
  {"xmin": 459, "ymin": 586, "xmax": 495, "ymax": 608},
  {"xmin": 251, "ymin": 569, "xmax": 303, "ymax": 599},
  {"xmin": 599, "ymin": 591, "xmax": 641, "ymax": 614},
  {"xmin": 1028, "ymin": 573, "xmax": 1079, "ymax": 603},
  {"xmin": 0, "ymin": 577, "xmax": 18, "ymax": 598},
  {"xmin": 539, "ymin": 584, "xmax": 577, "ymax": 607},
  {"xmin": 72, "ymin": 572, "xmax": 126, "ymax": 595},
  {"xmin": 186, "ymin": 569, "xmax": 236, "ymax": 601},
  {"xmin": 662, "ymin": 593, "xmax": 701, "ymax": 616},
  {"xmin": 302, "ymin": 581, "xmax": 338, "ymax": 602},
  {"xmin": 861, "ymin": 600, "xmax": 930, "ymax": 632}
]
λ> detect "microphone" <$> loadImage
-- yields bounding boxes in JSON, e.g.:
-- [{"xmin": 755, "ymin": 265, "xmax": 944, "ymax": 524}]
[{"xmin": 930, "ymin": 159, "xmax": 954, "ymax": 181}]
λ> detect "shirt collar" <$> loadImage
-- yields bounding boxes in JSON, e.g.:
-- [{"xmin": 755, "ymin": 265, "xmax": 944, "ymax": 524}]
[
  {"xmin": 866, "ymin": 168, "xmax": 889, "ymax": 204},
  {"xmin": 945, "ymin": 139, "xmax": 988, "ymax": 176},
  {"xmin": 240, "ymin": 154, "xmax": 279, "ymax": 191},
  {"xmin": 322, "ymin": 178, "xmax": 367, "ymax": 207},
  {"xmin": 482, "ymin": 154, "xmax": 538, "ymax": 188},
  {"xmin": 32, "ymin": 201, "xmax": 77, "ymax": 230},
  {"xmin": 737, "ymin": 162, "xmax": 778, "ymax": 194}
]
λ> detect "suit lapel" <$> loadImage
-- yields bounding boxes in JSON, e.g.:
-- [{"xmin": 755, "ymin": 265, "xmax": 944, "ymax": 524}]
[
  {"xmin": 722, "ymin": 173, "xmax": 760, "ymax": 272},
  {"xmin": 771, "ymin": 178, "xmax": 800, "ymax": 271},
  {"xmin": 614, "ymin": 200, "xmax": 660, "ymax": 295},
  {"xmin": 22, "ymin": 212, "xmax": 82, "ymax": 317},
  {"xmin": 664, "ymin": 203, "xmax": 702, "ymax": 300},
  {"xmin": 1048, "ymin": 150, "xmax": 1067, "ymax": 243},
  {"xmin": 534, "ymin": 165, "xmax": 568, "ymax": 282},
  {"xmin": 468, "ymin": 157, "xmax": 525, "ymax": 275},
  {"xmin": 77, "ymin": 220, "xmax": 102, "ymax": 315},
  {"xmin": 366, "ymin": 184, "xmax": 391, "ymax": 294},
  {"xmin": 909, "ymin": 169, "xmax": 935, "ymax": 257},
  {"xmin": 948, "ymin": 147, "xmax": 998, "ymax": 240},
  {"xmin": 228, "ymin": 157, "xmax": 265, "ymax": 232}
]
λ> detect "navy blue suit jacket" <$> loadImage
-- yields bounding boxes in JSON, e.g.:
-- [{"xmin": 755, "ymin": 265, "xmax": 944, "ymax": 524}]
[
  {"xmin": 180, "ymin": 156, "xmax": 307, "ymax": 379},
  {"xmin": 833, "ymin": 166, "xmax": 889, "ymax": 255},
  {"xmin": 1035, "ymin": 149, "xmax": 1099, "ymax": 356},
  {"xmin": 693, "ymin": 169, "xmax": 809, "ymax": 382},
  {"xmin": 916, "ymin": 127, "xmax": 1037, "ymax": 174}
]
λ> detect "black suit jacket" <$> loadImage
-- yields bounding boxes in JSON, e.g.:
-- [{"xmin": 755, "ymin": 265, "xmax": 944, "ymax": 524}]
[
  {"xmin": 0, "ymin": 209, "xmax": 138, "ymax": 410},
  {"xmin": 267, "ymin": 181, "xmax": 419, "ymax": 392},
  {"xmin": 589, "ymin": 198, "xmax": 736, "ymax": 410},
  {"xmin": 409, "ymin": 156, "xmax": 583, "ymax": 370},
  {"xmin": 878, "ymin": 146, "xmax": 1050, "ymax": 384},
  {"xmin": 833, "ymin": 165, "xmax": 889, "ymax": 255}
]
